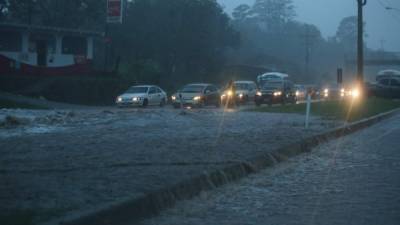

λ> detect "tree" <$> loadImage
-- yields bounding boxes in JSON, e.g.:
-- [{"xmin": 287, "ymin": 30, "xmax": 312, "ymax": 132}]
[
  {"xmin": 0, "ymin": 0, "xmax": 8, "ymax": 21},
  {"xmin": 111, "ymin": 0, "xmax": 239, "ymax": 86},
  {"xmin": 232, "ymin": 4, "xmax": 251, "ymax": 22},
  {"xmin": 250, "ymin": 0, "xmax": 295, "ymax": 31},
  {"xmin": 5, "ymin": 0, "xmax": 106, "ymax": 29},
  {"xmin": 336, "ymin": 16, "xmax": 361, "ymax": 53}
]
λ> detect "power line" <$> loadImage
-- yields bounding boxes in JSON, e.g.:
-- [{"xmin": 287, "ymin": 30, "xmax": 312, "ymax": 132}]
[{"xmin": 376, "ymin": 0, "xmax": 400, "ymax": 23}]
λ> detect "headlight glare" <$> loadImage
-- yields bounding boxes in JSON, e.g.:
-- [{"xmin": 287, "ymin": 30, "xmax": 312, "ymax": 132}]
[{"xmin": 193, "ymin": 96, "xmax": 201, "ymax": 101}]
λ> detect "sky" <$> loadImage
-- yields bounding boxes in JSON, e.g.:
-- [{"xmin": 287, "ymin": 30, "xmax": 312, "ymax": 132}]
[{"xmin": 218, "ymin": 0, "xmax": 400, "ymax": 52}]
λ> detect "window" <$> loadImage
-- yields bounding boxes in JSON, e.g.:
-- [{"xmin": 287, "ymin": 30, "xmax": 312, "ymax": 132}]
[
  {"xmin": 390, "ymin": 79, "xmax": 400, "ymax": 87},
  {"xmin": 208, "ymin": 85, "xmax": 217, "ymax": 92},
  {"xmin": 379, "ymin": 79, "xmax": 390, "ymax": 86},
  {"xmin": 125, "ymin": 87, "xmax": 148, "ymax": 94},
  {"xmin": 149, "ymin": 87, "xmax": 157, "ymax": 94},
  {"xmin": 0, "ymin": 31, "xmax": 21, "ymax": 51},
  {"xmin": 62, "ymin": 36, "xmax": 87, "ymax": 55}
]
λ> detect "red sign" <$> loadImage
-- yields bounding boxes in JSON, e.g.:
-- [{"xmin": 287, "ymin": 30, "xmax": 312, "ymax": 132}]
[{"xmin": 107, "ymin": 0, "xmax": 123, "ymax": 23}]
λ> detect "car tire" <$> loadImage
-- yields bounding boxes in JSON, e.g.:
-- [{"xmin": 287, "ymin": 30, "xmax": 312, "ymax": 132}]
[
  {"xmin": 244, "ymin": 95, "xmax": 249, "ymax": 104},
  {"xmin": 159, "ymin": 98, "xmax": 166, "ymax": 107},
  {"xmin": 215, "ymin": 100, "xmax": 221, "ymax": 108},
  {"xmin": 142, "ymin": 99, "xmax": 148, "ymax": 107}
]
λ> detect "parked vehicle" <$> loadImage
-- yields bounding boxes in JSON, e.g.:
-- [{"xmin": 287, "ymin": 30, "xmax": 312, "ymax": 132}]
[
  {"xmin": 116, "ymin": 85, "xmax": 167, "ymax": 107},
  {"xmin": 221, "ymin": 80, "xmax": 257, "ymax": 105},
  {"xmin": 255, "ymin": 73, "xmax": 296, "ymax": 106},
  {"xmin": 171, "ymin": 83, "xmax": 221, "ymax": 108},
  {"xmin": 374, "ymin": 73, "xmax": 400, "ymax": 99}
]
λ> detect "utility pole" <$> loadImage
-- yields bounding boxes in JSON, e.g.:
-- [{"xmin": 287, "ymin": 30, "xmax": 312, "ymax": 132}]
[
  {"xmin": 301, "ymin": 26, "xmax": 317, "ymax": 78},
  {"xmin": 357, "ymin": 0, "xmax": 367, "ymax": 85}
]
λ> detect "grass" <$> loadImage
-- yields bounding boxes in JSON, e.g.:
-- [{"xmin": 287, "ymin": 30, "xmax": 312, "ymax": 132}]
[
  {"xmin": 250, "ymin": 97, "xmax": 400, "ymax": 122},
  {"xmin": 0, "ymin": 99, "xmax": 47, "ymax": 109},
  {"xmin": 0, "ymin": 208, "xmax": 71, "ymax": 225},
  {"xmin": 0, "ymin": 210, "xmax": 36, "ymax": 225}
]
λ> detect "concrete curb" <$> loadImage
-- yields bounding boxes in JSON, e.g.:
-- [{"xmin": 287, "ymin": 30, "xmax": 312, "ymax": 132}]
[{"xmin": 55, "ymin": 108, "xmax": 399, "ymax": 225}]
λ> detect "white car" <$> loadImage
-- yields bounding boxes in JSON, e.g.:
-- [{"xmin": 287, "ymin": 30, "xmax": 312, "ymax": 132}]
[
  {"xmin": 233, "ymin": 81, "xmax": 257, "ymax": 102},
  {"xmin": 116, "ymin": 85, "xmax": 167, "ymax": 107},
  {"xmin": 171, "ymin": 83, "xmax": 221, "ymax": 108},
  {"xmin": 221, "ymin": 81, "xmax": 257, "ymax": 104}
]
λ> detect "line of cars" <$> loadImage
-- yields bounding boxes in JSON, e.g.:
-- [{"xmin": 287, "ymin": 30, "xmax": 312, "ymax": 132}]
[
  {"xmin": 115, "ymin": 81, "xmax": 262, "ymax": 108},
  {"xmin": 118, "ymin": 71, "xmax": 369, "ymax": 108},
  {"xmin": 115, "ymin": 68, "xmax": 400, "ymax": 108},
  {"xmin": 115, "ymin": 72, "xmax": 304, "ymax": 108}
]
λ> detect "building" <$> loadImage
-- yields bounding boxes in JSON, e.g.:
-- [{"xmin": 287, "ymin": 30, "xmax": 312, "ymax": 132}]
[{"xmin": 0, "ymin": 23, "xmax": 103, "ymax": 76}]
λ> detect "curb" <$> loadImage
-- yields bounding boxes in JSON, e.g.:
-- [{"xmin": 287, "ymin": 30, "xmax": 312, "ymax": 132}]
[{"xmin": 55, "ymin": 108, "xmax": 399, "ymax": 225}]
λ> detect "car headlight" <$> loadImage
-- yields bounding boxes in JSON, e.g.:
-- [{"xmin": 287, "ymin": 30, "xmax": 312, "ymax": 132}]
[
  {"xmin": 273, "ymin": 91, "xmax": 282, "ymax": 96},
  {"xmin": 256, "ymin": 91, "xmax": 262, "ymax": 96},
  {"xmin": 221, "ymin": 94, "xmax": 226, "ymax": 99},
  {"xmin": 171, "ymin": 95, "xmax": 176, "ymax": 101},
  {"xmin": 324, "ymin": 88, "xmax": 329, "ymax": 94},
  {"xmin": 351, "ymin": 89, "xmax": 360, "ymax": 98},
  {"xmin": 227, "ymin": 90, "xmax": 233, "ymax": 96},
  {"xmin": 295, "ymin": 91, "xmax": 299, "ymax": 96},
  {"xmin": 239, "ymin": 93, "xmax": 243, "ymax": 98},
  {"xmin": 117, "ymin": 97, "xmax": 122, "ymax": 102},
  {"xmin": 193, "ymin": 96, "xmax": 201, "ymax": 101}
]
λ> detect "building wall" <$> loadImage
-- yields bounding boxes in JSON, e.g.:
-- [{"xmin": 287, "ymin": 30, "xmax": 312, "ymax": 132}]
[{"xmin": 0, "ymin": 29, "xmax": 96, "ymax": 75}]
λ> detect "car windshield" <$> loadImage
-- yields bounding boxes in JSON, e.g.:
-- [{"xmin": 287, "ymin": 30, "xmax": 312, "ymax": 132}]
[
  {"xmin": 235, "ymin": 83, "xmax": 249, "ymax": 90},
  {"xmin": 125, "ymin": 87, "xmax": 148, "ymax": 94},
  {"xmin": 262, "ymin": 81, "xmax": 283, "ymax": 90},
  {"xmin": 181, "ymin": 85, "xmax": 204, "ymax": 93}
]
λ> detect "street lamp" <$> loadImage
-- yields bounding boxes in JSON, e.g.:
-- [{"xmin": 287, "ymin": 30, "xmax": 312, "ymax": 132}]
[{"xmin": 357, "ymin": 0, "xmax": 367, "ymax": 86}]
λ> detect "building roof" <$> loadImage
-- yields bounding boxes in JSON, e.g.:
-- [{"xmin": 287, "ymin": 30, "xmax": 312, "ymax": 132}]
[{"xmin": 0, "ymin": 22, "xmax": 103, "ymax": 36}]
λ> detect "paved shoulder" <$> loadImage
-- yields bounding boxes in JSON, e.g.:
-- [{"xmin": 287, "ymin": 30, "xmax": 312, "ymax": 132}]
[{"xmin": 139, "ymin": 114, "xmax": 400, "ymax": 225}]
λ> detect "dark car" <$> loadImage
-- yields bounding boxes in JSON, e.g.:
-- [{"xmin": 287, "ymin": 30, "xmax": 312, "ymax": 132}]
[
  {"xmin": 255, "ymin": 80, "xmax": 297, "ymax": 106},
  {"xmin": 373, "ymin": 78, "xmax": 400, "ymax": 99},
  {"xmin": 171, "ymin": 83, "xmax": 221, "ymax": 108}
]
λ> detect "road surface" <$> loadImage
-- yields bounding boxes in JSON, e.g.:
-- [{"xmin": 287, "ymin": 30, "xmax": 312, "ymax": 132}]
[
  {"xmin": 140, "ymin": 114, "xmax": 400, "ymax": 225},
  {"xmin": 0, "ymin": 107, "xmax": 337, "ymax": 224}
]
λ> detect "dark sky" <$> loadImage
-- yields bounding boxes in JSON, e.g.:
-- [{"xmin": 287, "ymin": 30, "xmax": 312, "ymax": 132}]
[{"xmin": 218, "ymin": 0, "xmax": 400, "ymax": 52}]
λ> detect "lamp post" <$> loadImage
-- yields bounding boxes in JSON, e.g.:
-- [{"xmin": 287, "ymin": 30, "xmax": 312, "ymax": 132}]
[{"xmin": 357, "ymin": 0, "xmax": 367, "ymax": 86}]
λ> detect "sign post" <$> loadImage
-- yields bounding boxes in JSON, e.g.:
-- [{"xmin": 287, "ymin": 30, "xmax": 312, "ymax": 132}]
[
  {"xmin": 305, "ymin": 94, "xmax": 311, "ymax": 129},
  {"xmin": 337, "ymin": 68, "xmax": 343, "ymax": 85}
]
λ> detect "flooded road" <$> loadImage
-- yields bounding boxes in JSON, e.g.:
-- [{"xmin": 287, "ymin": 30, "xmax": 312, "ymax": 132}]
[{"xmin": 140, "ymin": 114, "xmax": 400, "ymax": 225}]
